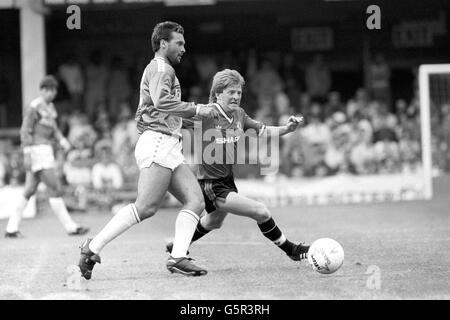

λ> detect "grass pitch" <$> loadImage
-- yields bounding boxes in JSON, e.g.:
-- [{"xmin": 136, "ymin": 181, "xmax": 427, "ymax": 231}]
[{"xmin": 1, "ymin": 177, "xmax": 449, "ymax": 300}]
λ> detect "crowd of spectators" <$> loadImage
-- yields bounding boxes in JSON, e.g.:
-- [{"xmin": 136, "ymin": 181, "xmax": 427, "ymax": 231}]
[{"xmin": 1, "ymin": 50, "xmax": 450, "ymax": 197}]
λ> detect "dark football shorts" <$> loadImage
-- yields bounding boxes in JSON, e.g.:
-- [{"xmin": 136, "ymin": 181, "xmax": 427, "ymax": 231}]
[{"xmin": 198, "ymin": 174, "xmax": 238, "ymax": 213}]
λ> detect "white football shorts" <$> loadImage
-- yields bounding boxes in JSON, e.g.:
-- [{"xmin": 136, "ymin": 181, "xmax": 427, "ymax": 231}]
[
  {"xmin": 134, "ymin": 130, "xmax": 185, "ymax": 171},
  {"xmin": 28, "ymin": 144, "xmax": 56, "ymax": 172}
]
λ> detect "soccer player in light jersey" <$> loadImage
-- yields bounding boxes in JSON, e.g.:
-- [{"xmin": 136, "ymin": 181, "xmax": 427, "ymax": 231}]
[
  {"xmin": 166, "ymin": 69, "xmax": 310, "ymax": 262},
  {"xmin": 5, "ymin": 75, "xmax": 89, "ymax": 238},
  {"xmin": 78, "ymin": 21, "xmax": 219, "ymax": 279}
]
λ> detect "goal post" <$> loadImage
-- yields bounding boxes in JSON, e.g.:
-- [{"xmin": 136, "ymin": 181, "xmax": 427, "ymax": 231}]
[{"xmin": 419, "ymin": 64, "xmax": 450, "ymax": 199}]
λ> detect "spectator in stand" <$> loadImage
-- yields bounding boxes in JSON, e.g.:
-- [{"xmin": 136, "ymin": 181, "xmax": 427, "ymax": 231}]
[
  {"xmin": 64, "ymin": 128, "xmax": 95, "ymax": 210},
  {"xmin": 58, "ymin": 54, "xmax": 84, "ymax": 111},
  {"xmin": 85, "ymin": 50, "xmax": 109, "ymax": 121},
  {"xmin": 304, "ymin": 54, "xmax": 331, "ymax": 104},
  {"xmin": 300, "ymin": 103, "xmax": 331, "ymax": 176},
  {"xmin": 302, "ymin": 103, "xmax": 331, "ymax": 145},
  {"xmin": 298, "ymin": 92, "xmax": 311, "ymax": 116},
  {"xmin": 348, "ymin": 110, "xmax": 373, "ymax": 146},
  {"xmin": 281, "ymin": 128, "xmax": 307, "ymax": 177},
  {"xmin": 397, "ymin": 98, "xmax": 420, "ymax": 144},
  {"xmin": 346, "ymin": 88, "xmax": 370, "ymax": 120},
  {"xmin": 111, "ymin": 103, "xmax": 139, "ymax": 184},
  {"xmin": 349, "ymin": 116, "xmax": 377, "ymax": 175},
  {"xmin": 367, "ymin": 53, "xmax": 391, "ymax": 106},
  {"xmin": 106, "ymin": 56, "xmax": 132, "ymax": 120},
  {"xmin": 67, "ymin": 111, "xmax": 98, "ymax": 150},
  {"xmin": 274, "ymin": 92, "xmax": 295, "ymax": 177},
  {"xmin": 284, "ymin": 75, "xmax": 302, "ymax": 114},
  {"xmin": 112, "ymin": 103, "xmax": 138, "ymax": 156},
  {"xmin": 274, "ymin": 92, "xmax": 294, "ymax": 126},
  {"xmin": 254, "ymin": 94, "xmax": 277, "ymax": 126},
  {"xmin": 324, "ymin": 112, "xmax": 352, "ymax": 175},
  {"xmin": 92, "ymin": 140, "xmax": 123, "ymax": 192},
  {"xmin": 394, "ymin": 98, "xmax": 408, "ymax": 120},
  {"xmin": 93, "ymin": 106, "xmax": 113, "ymax": 140},
  {"xmin": 398, "ymin": 129, "xmax": 421, "ymax": 173},
  {"xmin": 250, "ymin": 58, "xmax": 283, "ymax": 102},
  {"xmin": 324, "ymin": 91, "xmax": 345, "ymax": 119},
  {"xmin": 371, "ymin": 102, "xmax": 398, "ymax": 143},
  {"xmin": 373, "ymin": 138, "xmax": 401, "ymax": 174}
]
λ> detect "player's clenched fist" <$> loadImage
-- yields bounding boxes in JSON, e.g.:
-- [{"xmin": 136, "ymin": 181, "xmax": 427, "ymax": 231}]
[
  {"xmin": 196, "ymin": 104, "xmax": 219, "ymax": 119},
  {"xmin": 286, "ymin": 114, "xmax": 304, "ymax": 132},
  {"xmin": 59, "ymin": 138, "xmax": 72, "ymax": 152}
]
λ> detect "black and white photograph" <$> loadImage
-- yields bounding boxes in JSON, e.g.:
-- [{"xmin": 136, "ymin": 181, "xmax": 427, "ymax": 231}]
[{"xmin": 0, "ymin": 0, "xmax": 449, "ymax": 305}]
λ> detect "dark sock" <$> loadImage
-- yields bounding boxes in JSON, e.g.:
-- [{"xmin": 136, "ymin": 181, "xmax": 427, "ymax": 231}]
[
  {"xmin": 257, "ymin": 217, "xmax": 294, "ymax": 255},
  {"xmin": 279, "ymin": 239, "xmax": 295, "ymax": 255},
  {"xmin": 191, "ymin": 221, "xmax": 210, "ymax": 242}
]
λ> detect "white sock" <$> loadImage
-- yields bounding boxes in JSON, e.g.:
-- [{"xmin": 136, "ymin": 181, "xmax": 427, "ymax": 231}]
[
  {"xmin": 89, "ymin": 203, "xmax": 140, "ymax": 254},
  {"xmin": 6, "ymin": 196, "xmax": 28, "ymax": 233},
  {"xmin": 48, "ymin": 197, "xmax": 78, "ymax": 233},
  {"xmin": 171, "ymin": 209, "xmax": 200, "ymax": 258}
]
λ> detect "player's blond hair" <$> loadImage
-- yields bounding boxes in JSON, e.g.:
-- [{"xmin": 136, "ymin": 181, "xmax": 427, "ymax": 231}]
[{"xmin": 209, "ymin": 69, "xmax": 245, "ymax": 103}]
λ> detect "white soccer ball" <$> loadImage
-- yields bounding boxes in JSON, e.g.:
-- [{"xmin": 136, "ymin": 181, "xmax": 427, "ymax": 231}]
[{"xmin": 307, "ymin": 238, "xmax": 344, "ymax": 274}]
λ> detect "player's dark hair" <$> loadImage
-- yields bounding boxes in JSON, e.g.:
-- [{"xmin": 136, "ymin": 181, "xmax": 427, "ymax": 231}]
[
  {"xmin": 151, "ymin": 21, "xmax": 184, "ymax": 53},
  {"xmin": 39, "ymin": 75, "xmax": 59, "ymax": 89},
  {"xmin": 209, "ymin": 69, "xmax": 245, "ymax": 103}
]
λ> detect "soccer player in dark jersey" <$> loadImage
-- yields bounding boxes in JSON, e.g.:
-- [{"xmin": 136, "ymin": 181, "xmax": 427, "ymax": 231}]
[
  {"xmin": 166, "ymin": 69, "xmax": 310, "ymax": 262},
  {"xmin": 5, "ymin": 75, "xmax": 89, "ymax": 238},
  {"xmin": 78, "ymin": 21, "xmax": 219, "ymax": 279}
]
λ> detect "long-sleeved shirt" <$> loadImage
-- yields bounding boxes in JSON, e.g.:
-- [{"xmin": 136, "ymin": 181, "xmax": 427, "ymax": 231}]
[
  {"xmin": 20, "ymin": 96, "xmax": 64, "ymax": 148},
  {"xmin": 135, "ymin": 56, "xmax": 197, "ymax": 138}
]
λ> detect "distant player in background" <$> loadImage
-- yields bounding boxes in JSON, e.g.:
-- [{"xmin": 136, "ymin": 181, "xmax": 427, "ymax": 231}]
[
  {"xmin": 167, "ymin": 69, "xmax": 310, "ymax": 262},
  {"xmin": 78, "ymin": 21, "xmax": 220, "ymax": 279},
  {"xmin": 5, "ymin": 75, "xmax": 89, "ymax": 238}
]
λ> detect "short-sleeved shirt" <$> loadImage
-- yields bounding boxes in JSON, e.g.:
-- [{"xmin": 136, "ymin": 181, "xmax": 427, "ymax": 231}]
[
  {"xmin": 183, "ymin": 103, "xmax": 266, "ymax": 179},
  {"xmin": 21, "ymin": 97, "xmax": 63, "ymax": 147}
]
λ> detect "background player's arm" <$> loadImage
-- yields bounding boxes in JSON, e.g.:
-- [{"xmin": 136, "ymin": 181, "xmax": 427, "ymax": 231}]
[
  {"xmin": 53, "ymin": 128, "xmax": 71, "ymax": 152},
  {"xmin": 20, "ymin": 106, "xmax": 38, "ymax": 149},
  {"xmin": 20, "ymin": 106, "xmax": 38, "ymax": 170}
]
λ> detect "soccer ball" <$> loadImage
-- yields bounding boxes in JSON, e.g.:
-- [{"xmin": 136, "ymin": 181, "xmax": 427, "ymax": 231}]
[{"xmin": 307, "ymin": 238, "xmax": 344, "ymax": 274}]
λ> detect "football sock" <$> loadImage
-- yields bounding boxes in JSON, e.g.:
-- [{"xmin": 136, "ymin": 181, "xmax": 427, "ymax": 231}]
[
  {"xmin": 191, "ymin": 219, "xmax": 211, "ymax": 242},
  {"xmin": 89, "ymin": 203, "xmax": 140, "ymax": 254},
  {"xmin": 170, "ymin": 209, "xmax": 200, "ymax": 258},
  {"xmin": 48, "ymin": 197, "xmax": 78, "ymax": 233},
  {"xmin": 6, "ymin": 195, "xmax": 28, "ymax": 233},
  {"xmin": 257, "ymin": 217, "xmax": 294, "ymax": 254}
]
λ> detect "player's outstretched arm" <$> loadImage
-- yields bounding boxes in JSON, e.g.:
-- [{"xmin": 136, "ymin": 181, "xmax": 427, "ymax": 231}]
[
  {"xmin": 265, "ymin": 114, "xmax": 304, "ymax": 136},
  {"xmin": 147, "ymin": 67, "xmax": 218, "ymax": 119},
  {"xmin": 244, "ymin": 111, "xmax": 304, "ymax": 137}
]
